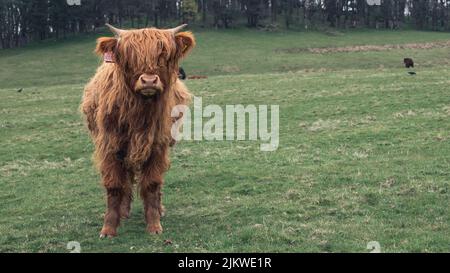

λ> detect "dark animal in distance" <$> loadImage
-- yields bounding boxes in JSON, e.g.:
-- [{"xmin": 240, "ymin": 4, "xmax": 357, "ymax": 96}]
[
  {"xmin": 81, "ymin": 23, "xmax": 195, "ymax": 238},
  {"xmin": 404, "ymin": 58, "xmax": 414, "ymax": 68},
  {"xmin": 178, "ymin": 67, "xmax": 186, "ymax": 80}
]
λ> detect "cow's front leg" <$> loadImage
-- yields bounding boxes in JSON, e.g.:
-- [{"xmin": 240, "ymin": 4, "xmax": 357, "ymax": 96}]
[
  {"xmin": 99, "ymin": 156, "xmax": 127, "ymax": 238},
  {"xmin": 100, "ymin": 188, "xmax": 123, "ymax": 238},
  {"xmin": 140, "ymin": 147, "xmax": 169, "ymax": 234}
]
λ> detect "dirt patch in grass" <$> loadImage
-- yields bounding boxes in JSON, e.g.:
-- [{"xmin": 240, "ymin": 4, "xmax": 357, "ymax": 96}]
[
  {"xmin": 276, "ymin": 40, "xmax": 450, "ymax": 54},
  {"xmin": 0, "ymin": 158, "xmax": 86, "ymax": 177}
]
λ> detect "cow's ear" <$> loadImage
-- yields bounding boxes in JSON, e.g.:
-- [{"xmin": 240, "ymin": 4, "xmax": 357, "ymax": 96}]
[
  {"xmin": 175, "ymin": 32, "xmax": 195, "ymax": 59},
  {"xmin": 95, "ymin": 37, "xmax": 118, "ymax": 55}
]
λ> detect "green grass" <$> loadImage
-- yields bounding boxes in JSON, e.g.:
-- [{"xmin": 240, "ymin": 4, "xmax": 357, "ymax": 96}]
[{"xmin": 0, "ymin": 29, "xmax": 449, "ymax": 252}]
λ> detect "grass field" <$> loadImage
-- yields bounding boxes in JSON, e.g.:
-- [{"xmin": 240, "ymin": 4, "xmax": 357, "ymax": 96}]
[{"xmin": 0, "ymin": 28, "xmax": 449, "ymax": 252}]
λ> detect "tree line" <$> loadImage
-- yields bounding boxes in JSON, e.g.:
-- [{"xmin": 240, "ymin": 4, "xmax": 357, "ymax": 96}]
[{"xmin": 2, "ymin": 0, "xmax": 450, "ymax": 49}]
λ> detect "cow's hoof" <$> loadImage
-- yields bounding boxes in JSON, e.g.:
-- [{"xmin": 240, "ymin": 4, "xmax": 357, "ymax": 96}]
[
  {"xmin": 100, "ymin": 233, "xmax": 113, "ymax": 239},
  {"xmin": 100, "ymin": 226, "xmax": 117, "ymax": 238},
  {"xmin": 147, "ymin": 224, "xmax": 163, "ymax": 235}
]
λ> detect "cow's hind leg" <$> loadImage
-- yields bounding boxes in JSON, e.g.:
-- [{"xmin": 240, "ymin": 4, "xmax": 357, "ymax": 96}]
[
  {"xmin": 120, "ymin": 176, "xmax": 133, "ymax": 219},
  {"xmin": 140, "ymin": 147, "xmax": 169, "ymax": 234},
  {"xmin": 99, "ymin": 155, "xmax": 127, "ymax": 238},
  {"xmin": 141, "ymin": 181, "xmax": 163, "ymax": 234}
]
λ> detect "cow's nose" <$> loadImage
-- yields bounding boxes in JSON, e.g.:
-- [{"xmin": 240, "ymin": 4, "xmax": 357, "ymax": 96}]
[{"xmin": 139, "ymin": 74, "xmax": 159, "ymax": 87}]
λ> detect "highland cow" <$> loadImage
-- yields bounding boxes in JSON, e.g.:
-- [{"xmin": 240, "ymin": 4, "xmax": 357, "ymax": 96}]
[{"xmin": 81, "ymin": 24, "xmax": 195, "ymax": 237}]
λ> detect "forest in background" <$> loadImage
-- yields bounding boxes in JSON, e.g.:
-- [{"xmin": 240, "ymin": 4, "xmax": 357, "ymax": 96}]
[{"xmin": 2, "ymin": 0, "xmax": 450, "ymax": 49}]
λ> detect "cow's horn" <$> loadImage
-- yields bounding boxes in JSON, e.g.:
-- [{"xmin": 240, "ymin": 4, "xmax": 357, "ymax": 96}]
[
  {"xmin": 105, "ymin": 23, "xmax": 126, "ymax": 37},
  {"xmin": 168, "ymin": 24, "xmax": 188, "ymax": 33}
]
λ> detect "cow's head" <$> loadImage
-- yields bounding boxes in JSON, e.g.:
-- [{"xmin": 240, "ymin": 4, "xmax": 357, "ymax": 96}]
[{"xmin": 95, "ymin": 24, "xmax": 195, "ymax": 97}]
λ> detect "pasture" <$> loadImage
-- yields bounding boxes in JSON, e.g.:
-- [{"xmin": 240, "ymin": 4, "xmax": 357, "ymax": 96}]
[{"xmin": 0, "ymin": 29, "xmax": 449, "ymax": 252}]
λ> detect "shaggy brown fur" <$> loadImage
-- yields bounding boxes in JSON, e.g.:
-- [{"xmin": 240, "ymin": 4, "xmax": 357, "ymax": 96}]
[{"xmin": 81, "ymin": 25, "xmax": 195, "ymax": 237}]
